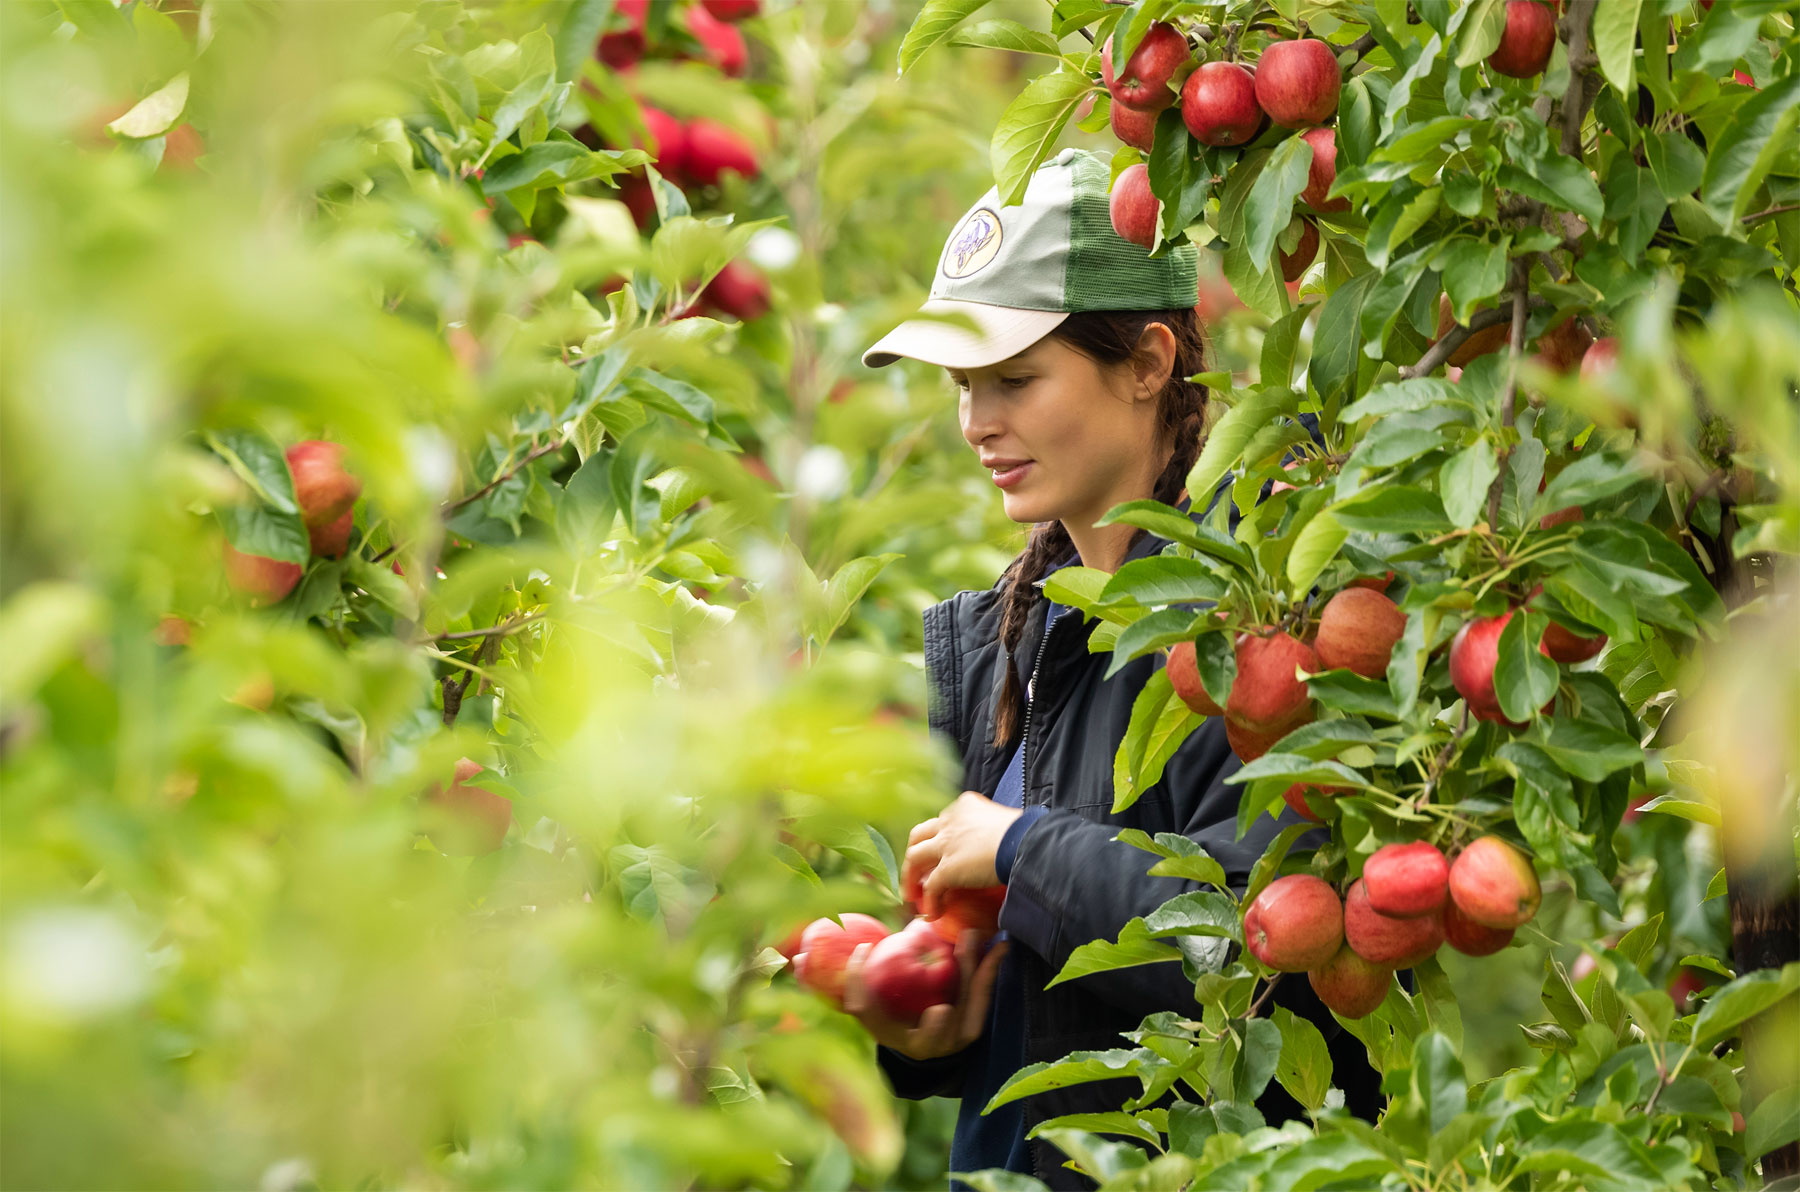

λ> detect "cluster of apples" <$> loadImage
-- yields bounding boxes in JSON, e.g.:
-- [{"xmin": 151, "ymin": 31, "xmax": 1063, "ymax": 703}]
[
  {"xmin": 1165, "ymin": 580, "xmax": 1405, "ymax": 763},
  {"xmin": 1244, "ymin": 836, "xmax": 1542, "ymax": 1017},
  {"xmin": 780, "ymin": 886, "xmax": 1006, "ymax": 1026},
  {"xmin": 598, "ymin": 0, "xmax": 757, "ymax": 77},
  {"xmin": 222, "ymin": 440, "xmax": 361, "ymax": 607}
]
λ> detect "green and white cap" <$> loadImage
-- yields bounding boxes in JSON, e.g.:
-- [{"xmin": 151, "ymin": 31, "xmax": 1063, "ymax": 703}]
[{"xmin": 862, "ymin": 147, "xmax": 1199, "ymax": 370}]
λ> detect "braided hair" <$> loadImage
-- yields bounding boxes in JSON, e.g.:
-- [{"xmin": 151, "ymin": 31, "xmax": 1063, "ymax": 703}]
[{"xmin": 987, "ymin": 305, "xmax": 1212, "ymax": 751}]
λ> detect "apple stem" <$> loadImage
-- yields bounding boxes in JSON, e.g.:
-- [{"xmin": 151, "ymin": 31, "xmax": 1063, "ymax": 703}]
[{"xmin": 1246, "ymin": 972, "xmax": 1284, "ymax": 1019}]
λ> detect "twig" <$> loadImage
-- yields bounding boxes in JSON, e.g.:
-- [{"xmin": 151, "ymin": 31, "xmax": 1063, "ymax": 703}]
[
  {"xmin": 1420, "ymin": 706, "xmax": 1469, "ymax": 806},
  {"xmin": 441, "ymin": 438, "xmax": 567, "ymax": 514},
  {"xmin": 430, "ymin": 611, "xmax": 549, "ymax": 642},
  {"xmin": 1559, "ymin": 0, "xmax": 1601, "ymax": 157},
  {"xmin": 1398, "ymin": 306, "xmax": 1513, "ymax": 380},
  {"xmin": 1742, "ymin": 202, "xmax": 1800, "ymax": 226},
  {"xmin": 1247, "ymin": 972, "xmax": 1285, "ymax": 1018},
  {"xmin": 1485, "ymin": 261, "xmax": 1533, "ymax": 532},
  {"xmin": 1342, "ymin": 31, "xmax": 1378, "ymax": 68}
]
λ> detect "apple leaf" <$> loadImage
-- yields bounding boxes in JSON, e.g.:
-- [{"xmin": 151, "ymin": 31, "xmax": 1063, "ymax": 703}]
[
  {"xmin": 1440, "ymin": 439, "xmax": 1499, "ymax": 529},
  {"xmin": 108, "ymin": 73, "xmax": 188, "ymax": 138},
  {"xmin": 948, "ymin": 18, "xmax": 1062, "ymax": 57},
  {"xmin": 1270, "ymin": 1005, "xmax": 1334, "ymax": 1111},
  {"xmin": 1701, "ymin": 74, "xmax": 1800, "ymax": 221},
  {"xmin": 1591, "ymin": 0, "xmax": 1642, "ymax": 96},
  {"xmin": 1245, "ymin": 134, "xmax": 1314, "ymax": 265},
  {"xmin": 1453, "ymin": 0, "xmax": 1506, "ymax": 67},
  {"xmin": 1692, "ymin": 962, "xmax": 1800, "ymax": 1049},
  {"xmin": 1746, "ymin": 1085, "xmax": 1800, "ymax": 1164},
  {"xmin": 898, "ymin": 0, "xmax": 993, "ymax": 73},
  {"xmin": 1111, "ymin": 668, "xmax": 1201, "ymax": 812},
  {"xmin": 1493, "ymin": 611, "xmax": 1557, "ymax": 724},
  {"xmin": 1099, "ymin": 556, "xmax": 1227, "ymax": 608},
  {"xmin": 1142, "ymin": 890, "xmax": 1239, "ymax": 941},
  {"xmin": 990, "ymin": 69, "xmax": 1091, "ymax": 205}
]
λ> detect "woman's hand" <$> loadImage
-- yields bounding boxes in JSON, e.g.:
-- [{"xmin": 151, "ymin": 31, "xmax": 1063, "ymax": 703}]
[
  {"xmin": 901, "ymin": 791, "xmax": 1022, "ymax": 915},
  {"xmin": 841, "ymin": 930, "xmax": 1009, "ymax": 1060}
]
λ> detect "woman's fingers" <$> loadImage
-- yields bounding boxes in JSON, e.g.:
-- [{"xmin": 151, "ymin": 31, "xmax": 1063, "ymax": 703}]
[
  {"xmin": 840, "ymin": 942, "xmax": 875, "ymax": 1016},
  {"xmin": 900, "ymin": 837, "xmax": 944, "ymax": 906},
  {"xmin": 956, "ymin": 940, "xmax": 1009, "ymax": 1044},
  {"xmin": 907, "ymin": 817, "xmax": 941, "ymax": 847}
]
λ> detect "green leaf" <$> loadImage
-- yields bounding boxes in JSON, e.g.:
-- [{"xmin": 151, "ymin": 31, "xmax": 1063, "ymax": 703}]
[
  {"xmin": 1644, "ymin": 131, "xmax": 1705, "ymax": 202},
  {"xmin": 1604, "ymin": 159, "xmax": 1665, "ymax": 264},
  {"xmin": 108, "ymin": 72, "xmax": 188, "ymax": 138},
  {"xmin": 1629, "ymin": 794, "xmax": 1719, "ymax": 825},
  {"xmin": 808, "ymin": 554, "xmax": 902, "ymax": 648},
  {"xmin": 1494, "ymin": 611, "xmax": 1557, "ymax": 724},
  {"xmin": 898, "ymin": 0, "xmax": 992, "ymax": 73},
  {"xmin": 1692, "ymin": 962, "xmax": 1800, "ymax": 1048},
  {"xmin": 1098, "ymin": 501, "xmax": 1255, "ymax": 570},
  {"xmin": 1270, "ymin": 1005, "xmax": 1333, "ymax": 1111},
  {"xmin": 1193, "ymin": 629, "xmax": 1235, "ymax": 710},
  {"xmin": 948, "ymin": 18, "xmax": 1063, "ymax": 57},
  {"xmin": 1219, "ymin": 150, "xmax": 1284, "ymax": 319},
  {"xmin": 1591, "ymin": 0, "xmax": 1641, "ymax": 96},
  {"xmin": 1497, "ymin": 159, "xmax": 1604, "ymax": 228},
  {"xmin": 1099, "ymin": 556, "xmax": 1227, "ymax": 608},
  {"xmin": 1287, "ymin": 511, "xmax": 1348, "ymax": 602},
  {"xmin": 1107, "ymin": 608, "xmax": 1206, "ymax": 676},
  {"xmin": 1307, "ymin": 669, "xmax": 1401, "ymax": 719},
  {"xmin": 1343, "ymin": 377, "xmax": 1468, "ymax": 421},
  {"xmin": 1183, "ymin": 390, "xmax": 1293, "ymax": 518},
  {"xmin": 1112, "ymin": 668, "xmax": 1202, "ymax": 813},
  {"xmin": 219, "ymin": 504, "xmax": 309, "ymax": 567},
  {"xmin": 1330, "ymin": 486, "xmax": 1452, "ymax": 534},
  {"xmin": 1701, "ymin": 75, "xmax": 1800, "ymax": 221},
  {"xmin": 1143, "ymin": 890, "xmax": 1240, "ymax": 941},
  {"xmin": 1261, "ymin": 305, "xmax": 1309, "ymax": 389},
  {"xmin": 1540, "ymin": 719, "xmax": 1643, "ymax": 782},
  {"xmin": 1436, "ymin": 237, "xmax": 1508, "ymax": 322},
  {"xmin": 991, "ymin": 70, "xmax": 1091, "ymax": 205},
  {"xmin": 347, "ymin": 557, "xmax": 418, "ymax": 621},
  {"xmin": 1025, "ymin": 1111, "xmax": 1164, "ymax": 1149},
  {"xmin": 205, "ymin": 428, "xmax": 299, "ymax": 514},
  {"xmin": 1246, "ymin": 135, "xmax": 1315, "ymax": 265},
  {"xmin": 1047, "ymin": 919, "xmax": 1182, "ymax": 989},
  {"xmin": 1311, "ymin": 271, "xmax": 1377, "ymax": 407},
  {"xmin": 554, "ymin": 0, "xmax": 615, "ymax": 84},
  {"xmin": 1746, "ymin": 1086, "xmax": 1800, "ymax": 1163},
  {"xmin": 984, "ymin": 1048, "xmax": 1153, "ymax": 1112},
  {"xmin": 1512, "ymin": 1121, "xmax": 1663, "ymax": 1183},
  {"xmin": 1454, "ymin": 0, "xmax": 1506, "ymax": 66},
  {"xmin": 1243, "ymin": 824, "xmax": 1314, "ymax": 907},
  {"xmin": 483, "ymin": 141, "xmax": 602, "ymax": 193},
  {"xmin": 1439, "ymin": 439, "xmax": 1499, "ymax": 529},
  {"xmin": 1230, "ymin": 1017, "xmax": 1282, "ymax": 1103},
  {"xmin": 1411, "ymin": 1032, "xmax": 1466, "ymax": 1134},
  {"xmin": 1227, "ymin": 754, "xmax": 1373, "ymax": 792}
]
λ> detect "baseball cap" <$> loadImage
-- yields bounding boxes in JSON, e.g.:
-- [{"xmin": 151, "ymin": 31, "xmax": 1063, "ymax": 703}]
[{"xmin": 861, "ymin": 148, "xmax": 1199, "ymax": 370}]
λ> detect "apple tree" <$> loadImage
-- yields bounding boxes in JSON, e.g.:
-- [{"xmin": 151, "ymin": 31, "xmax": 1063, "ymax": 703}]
[{"xmin": 898, "ymin": 0, "xmax": 1800, "ymax": 1186}]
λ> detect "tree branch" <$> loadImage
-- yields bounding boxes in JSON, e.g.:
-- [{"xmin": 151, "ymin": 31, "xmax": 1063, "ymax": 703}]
[
  {"xmin": 1742, "ymin": 201, "xmax": 1800, "ymax": 227},
  {"xmin": 1484, "ymin": 261, "xmax": 1533, "ymax": 532},
  {"xmin": 1247, "ymin": 972, "xmax": 1286, "ymax": 1018},
  {"xmin": 1559, "ymin": 0, "xmax": 1601, "ymax": 157},
  {"xmin": 441, "ymin": 438, "xmax": 567, "ymax": 515},
  {"xmin": 1398, "ymin": 306, "xmax": 1513, "ymax": 380}
]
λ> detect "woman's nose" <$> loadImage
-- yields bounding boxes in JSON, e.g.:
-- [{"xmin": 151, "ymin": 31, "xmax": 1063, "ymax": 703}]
[{"xmin": 959, "ymin": 389, "xmax": 1003, "ymax": 448}]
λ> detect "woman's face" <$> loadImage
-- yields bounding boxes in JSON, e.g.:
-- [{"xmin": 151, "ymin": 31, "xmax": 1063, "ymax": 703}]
[{"xmin": 951, "ymin": 327, "xmax": 1173, "ymax": 532}]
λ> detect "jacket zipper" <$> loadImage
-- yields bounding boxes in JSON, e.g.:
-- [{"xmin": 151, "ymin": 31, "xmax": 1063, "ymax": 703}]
[{"xmin": 1018, "ymin": 597, "xmax": 1066, "ymax": 810}]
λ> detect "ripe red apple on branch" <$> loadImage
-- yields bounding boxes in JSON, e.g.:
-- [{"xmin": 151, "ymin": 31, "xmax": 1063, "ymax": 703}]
[
  {"xmin": 423, "ymin": 757, "xmax": 513, "ymax": 856},
  {"xmin": 682, "ymin": 119, "xmax": 760, "ymax": 186},
  {"xmin": 1180, "ymin": 60, "xmax": 1262, "ymax": 147},
  {"xmin": 1447, "ymin": 837, "xmax": 1542, "ymax": 929},
  {"xmin": 1109, "ymin": 162, "xmax": 1160, "ymax": 249},
  {"xmin": 1110, "ymin": 99, "xmax": 1158, "ymax": 152},
  {"xmin": 1308, "ymin": 942, "xmax": 1391, "ymax": 1017},
  {"xmin": 1343, "ymin": 877, "xmax": 1445, "ymax": 966},
  {"xmin": 1254, "ymin": 39, "xmax": 1341, "ymax": 128},
  {"xmin": 1297, "ymin": 126, "xmax": 1349, "ymax": 214},
  {"xmin": 701, "ymin": 0, "xmax": 759, "ymax": 20},
  {"xmin": 1277, "ymin": 219, "xmax": 1320, "ymax": 282},
  {"xmin": 287, "ymin": 440, "xmax": 361, "ymax": 533},
  {"xmin": 1100, "ymin": 21, "xmax": 1190, "ymax": 111},
  {"xmin": 1487, "ymin": 0, "xmax": 1557, "ymax": 79},
  {"xmin": 1225, "ymin": 630, "xmax": 1318, "ymax": 734},
  {"xmin": 223, "ymin": 541, "xmax": 302, "ymax": 605},
  {"xmin": 1243, "ymin": 874, "xmax": 1343, "ymax": 971},
  {"xmin": 1362, "ymin": 841, "xmax": 1450, "ymax": 917},
  {"xmin": 1314, "ymin": 587, "xmax": 1406, "ymax": 679},
  {"xmin": 1441, "ymin": 898, "xmax": 1515, "ymax": 956},
  {"xmin": 1166, "ymin": 639, "xmax": 1223, "ymax": 715},
  {"xmin": 1448, "ymin": 611, "xmax": 1523, "ymax": 725}
]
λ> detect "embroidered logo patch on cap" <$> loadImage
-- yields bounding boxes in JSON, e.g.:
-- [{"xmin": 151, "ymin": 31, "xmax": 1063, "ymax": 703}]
[{"xmin": 941, "ymin": 207, "xmax": 1003, "ymax": 279}]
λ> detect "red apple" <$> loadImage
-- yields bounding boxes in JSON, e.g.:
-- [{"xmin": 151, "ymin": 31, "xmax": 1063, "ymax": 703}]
[
  {"xmin": 684, "ymin": 3, "xmax": 748, "ymax": 76},
  {"xmin": 1436, "ymin": 295, "xmax": 1509, "ymax": 367},
  {"xmin": 423, "ymin": 757, "xmax": 513, "ymax": 856},
  {"xmin": 1541, "ymin": 619, "xmax": 1605, "ymax": 663},
  {"xmin": 1348, "ymin": 571, "xmax": 1395, "ymax": 593},
  {"xmin": 1281, "ymin": 782, "xmax": 1343, "ymax": 821},
  {"xmin": 702, "ymin": 0, "xmax": 759, "ymax": 19},
  {"xmin": 616, "ymin": 172, "xmax": 658, "ymax": 230},
  {"xmin": 1308, "ymin": 943, "xmax": 1392, "ymax": 1017},
  {"xmin": 1488, "ymin": 0, "xmax": 1556, "ymax": 78},
  {"xmin": 1225, "ymin": 630, "xmax": 1318, "ymax": 733},
  {"xmin": 635, "ymin": 106, "xmax": 689, "ymax": 179},
  {"xmin": 1180, "ymin": 60, "xmax": 1262, "ymax": 147},
  {"xmin": 286, "ymin": 440, "xmax": 361, "ymax": 531},
  {"xmin": 1278, "ymin": 218, "xmax": 1320, "ymax": 281},
  {"xmin": 1167, "ymin": 640, "xmax": 1224, "ymax": 716},
  {"xmin": 1343, "ymin": 878, "xmax": 1445, "ymax": 967},
  {"xmin": 1243, "ymin": 874, "xmax": 1344, "ymax": 971},
  {"xmin": 699, "ymin": 260, "xmax": 770, "ymax": 321},
  {"xmin": 1110, "ymin": 98, "xmax": 1159, "ymax": 151},
  {"xmin": 1100, "ymin": 21, "xmax": 1190, "ymax": 112},
  {"xmin": 1447, "ymin": 836, "xmax": 1541, "ymax": 929},
  {"xmin": 1225, "ymin": 715, "xmax": 1304, "ymax": 763},
  {"xmin": 1441, "ymin": 898, "xmax": 1514, "ymax": 956},
  {"xmin": 1540, "ymin": 505, "xmax": 1583, "ymax": 529},
  {"xmin": 309, "ymin": 508, "xmax": 354, "ymax": 558},
  {"xmin": 161, "ymin": 123, "xmax": 203, "ymax": 170},
  {"xmin": 1254, "ymin": 39, "xmax": 1341, "ymax": 128},
  {"xmin": 1449, "ymin": 612, "xmax": 1519, "ymax": 724},
  {"xmin": 1580, "ymin": 336, "xmax": 1619, "ymax": 382},
  {"xmin": 1534, "ymin": 316, "xmax": 1593, "ymax": 374},
  {"xmin": 925, "ymin": 885, "xmax": 1007, "ymax": 944},
  {"xmin": 1298, "ymin": 126, "xmax": 1349, "ymax": 213},
  {"xmin": 796, "ymin": 913, "xmax": 891, "ymax": 1002},
  {"xmin": 1363, "ymin": 841, "xmax": 1450, "ymax": 918},
  {"xmin": 1109, "ymin": 163, "xmax": 1160, "ymax": 249},
  {"xmin": 1666, "ymin": 965, "xmax": 1710, "ymax": 1011},
  {"xmin": 223, "ymin": 542, "xmax": 302, "ymax": 606},
  {"xmin": 1315, "ymin": 587, "xmax": 1406, "ymax": 680},
  {"xmin": 683, "ymin": 119, "xmax": 759, "ymax": 186},
  {"xmin": 596, "ymin": 0, "xmax": 648, "ymax": 68},
  {"xmin": 863, "ymin": 920, "xmax": 961, "ymax": 1025}
]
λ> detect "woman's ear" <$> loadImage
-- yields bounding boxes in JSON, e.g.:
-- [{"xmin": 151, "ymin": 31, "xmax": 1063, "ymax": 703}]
[{"xmin": 1132, "ymin": 321, "xmax": 1178, "ymax": 402}]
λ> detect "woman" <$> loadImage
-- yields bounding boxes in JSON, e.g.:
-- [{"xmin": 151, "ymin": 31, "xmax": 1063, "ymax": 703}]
[{"xmin": 841, "ymin": 149, "xmax": 1379, "ymax": 1189}]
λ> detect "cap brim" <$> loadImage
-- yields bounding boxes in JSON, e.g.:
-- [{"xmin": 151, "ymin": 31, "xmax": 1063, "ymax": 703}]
[{"xmin": 861, "ymin": 300, "xmax": 1069, "ymax": 369}]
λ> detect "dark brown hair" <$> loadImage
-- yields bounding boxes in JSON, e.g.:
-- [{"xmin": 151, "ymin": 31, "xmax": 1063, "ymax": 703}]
[{"xmin": 987, "ymin": 306, "xmax": 1212, "ymax": 750}]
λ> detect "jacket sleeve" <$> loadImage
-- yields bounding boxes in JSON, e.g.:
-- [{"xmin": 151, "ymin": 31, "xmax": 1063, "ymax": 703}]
[
  {"xmin": 996, "ymin": 724, "xmax": 1317, "ymax": 1022},
  {"xmin": 875, "ymin": 1045, "xmax": 969, "ymax": 1100}
]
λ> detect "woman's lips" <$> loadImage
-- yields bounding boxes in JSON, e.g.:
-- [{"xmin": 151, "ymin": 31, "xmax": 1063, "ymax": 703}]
[{"xmin": 992, "ymin": 461, "xmax": 1032, "ymax": 489}]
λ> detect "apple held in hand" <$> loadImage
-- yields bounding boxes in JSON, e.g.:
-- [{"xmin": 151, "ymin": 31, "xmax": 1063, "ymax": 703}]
[
  {"xmin": 925, "ymin": 885, "xmax": 1006, "ymax": 945},
  {"xmin": 1362, "ymin": 841, "xmax": 1449, "ymax": 918},
  {"xmin": 1309, "ymin": 943, "xmax": 1392, "ymax": 1018},
  {"xmin": 863, "ymin": 920, "xmax": 961, "ymax": 1025},
  {"xmin": 1254, "ymin": 39, "xmax": 1341, "ymax": 128},
  {"xmin": 1180, "ymin": 60, "xmax": 1262, "ymax": 147},
  {"xmin": 1315, "ymin": 587, "xmax": 1406, "ymax": 679},
  {"xmin": 1343, "ymin": 878, "xmax": 1445, "ymax": 967},
  {"xmin": 1448, "ymin": 837, "xmax": 1541, "ymax": 929},
  {"xmin": 1244, "ymin": 874, "xmax": 1343, "ymax": 971},
  {"xmin": 795, "ymin": 913, "xmax": 890, "ymax": 1003},
  {"xmin": 1100, "ymin": 21, "xmax": 1190, "ymax": 111},
  {"xmin": 1109, "ymin": 163, "xmax": 1160, "ymax": 249}
]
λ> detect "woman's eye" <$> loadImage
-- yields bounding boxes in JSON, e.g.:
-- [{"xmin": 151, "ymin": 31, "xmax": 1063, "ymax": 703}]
[{"xmin": 1003, "ymin": 376, "xmax": 1030, "ymax": 389}]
